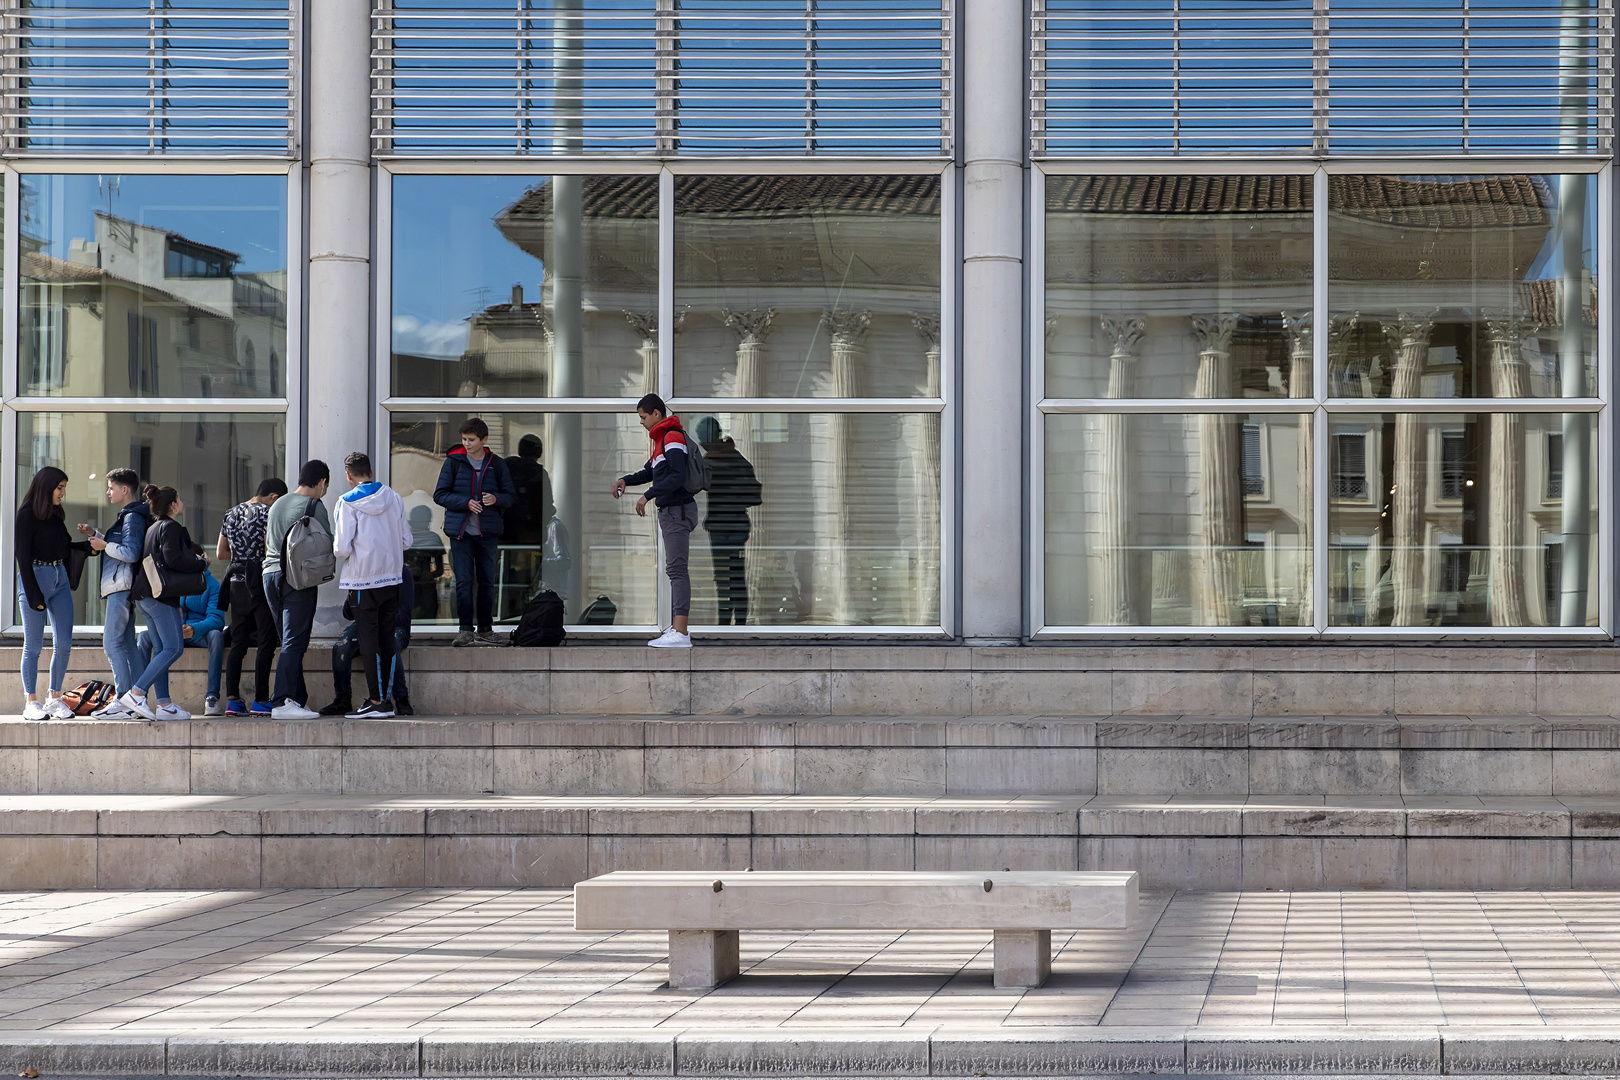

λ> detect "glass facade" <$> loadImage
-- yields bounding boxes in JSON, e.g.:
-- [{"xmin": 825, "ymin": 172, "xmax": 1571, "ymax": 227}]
[{"xmin": 0, "ymin": 3, "xmax": 1611, "ymax": 641}]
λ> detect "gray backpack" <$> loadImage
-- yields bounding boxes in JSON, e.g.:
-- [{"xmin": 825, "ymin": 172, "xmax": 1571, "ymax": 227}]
[
  {"xmin": 283, "ymin": 510, "xmax": 336, "ymax": 591},
  {"xmin": 680, "ymin": 428, "xmax": 712, "ymax": 494}
]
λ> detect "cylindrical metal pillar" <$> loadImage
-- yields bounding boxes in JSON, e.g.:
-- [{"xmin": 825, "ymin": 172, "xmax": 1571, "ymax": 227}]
[
  {"xmin": 960, "ymin": 0, "xmax": 1025, "ymax": 642},
  {"xmin": 305, "ymin": 0, "xmax": 372, "ymax": 635}
]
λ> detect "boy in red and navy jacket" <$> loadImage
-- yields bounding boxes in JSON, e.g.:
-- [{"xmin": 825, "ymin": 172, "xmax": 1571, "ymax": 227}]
[{"xmin": 612, "ymin": 394, "xmax": 698, "ymax": 648}]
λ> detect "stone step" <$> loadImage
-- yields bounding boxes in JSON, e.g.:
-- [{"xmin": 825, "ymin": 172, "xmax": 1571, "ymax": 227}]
[
  {"xmin": 7, "ymin": 641, "xmax": 1620, "ymax": 716},
  {"xmin": 6, "ymin": 1025, "xmax": 1620, "ymax": 1078},
  {"xmin": 4, "ymin": 793, "xmax": 1619, "ymax": 890},
  {"xmin": 4, "ymin": 713, "xmax": 1620, "ymax": 798}
]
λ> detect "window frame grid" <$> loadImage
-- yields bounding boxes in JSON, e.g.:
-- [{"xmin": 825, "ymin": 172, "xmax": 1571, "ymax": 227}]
[
  {"xmin": 1031, "ymin": 159, "xmax": 1614, "ymax": 639},
  {"xmin": 374, "ymin": 159, "xmax": 956, "ymax": 638},
  {"xmin": 0, "ymin": 158, "xmax": 302, "ymax": 637}
]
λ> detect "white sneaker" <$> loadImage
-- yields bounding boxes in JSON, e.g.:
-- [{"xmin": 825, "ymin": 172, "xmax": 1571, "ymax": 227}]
[
  {"xmin": 92, "ymin": 699, "xmax": 135, "ymax": 720},
  {"xmin": 204, "ymin": 696, "xmax": 222, "ymax": 717},
  {"xmin": 271, "ymin": 699, "xmax": 319, "ymax": 720},
  {"xmin": 45, "ymin": 697, "xmax": 75, "ymax": 720},
  {"xmin": 647, "ymin": 629, "xmax": 692, "ymax": 649},
  {"xmin": 155, "ymin": 702, "xmax": 191, "ymax": 720},
  {"xmin": 119, "ymin": 691, "xmax": 157, "ymax": 721},
  {"xmin": 22, "ymin": 700, "xmax": 47, "ymax": 721}
]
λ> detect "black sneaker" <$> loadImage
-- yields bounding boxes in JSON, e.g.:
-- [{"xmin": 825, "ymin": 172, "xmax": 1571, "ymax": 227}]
[
  {"xmin": 394, "ymin": 698, "xmax": 415, "ymax": 716},
  {"xmin": 346, "ymin": 699, "xmax": 396, "ymax": 719},
  {"xmin": 318, "ymin": 700, "xmax": 353, "ymax": 717}
]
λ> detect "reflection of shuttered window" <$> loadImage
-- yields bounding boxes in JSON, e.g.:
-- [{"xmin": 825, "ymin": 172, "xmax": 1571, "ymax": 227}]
[
  {"xmin": 1547, "ymin": 433, "xmax": 1564, "ymax": 499},
  {"xmin": 1241, "ymin": 423, "xmax": 1264, "ymax": 495},
  {"xmin": 1332, "ymin": 432, "xmax": 1366, "ymax": 499},
  {"xmin": 1441, "ymin": 430, "xmax": 1465, "ymax": 499}
]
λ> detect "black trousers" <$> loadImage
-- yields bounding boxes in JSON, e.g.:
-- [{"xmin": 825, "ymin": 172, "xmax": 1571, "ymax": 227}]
[
  {"xmin": 709, "ymin": 528, "xmax": 750, "ymax": 625},
  {"xmin": 225, "ymin": 565, "xmax": 278, "ymax": 703},
  {"xmin": 353, "ymin": 586, "xmax": 401, "ymax": 703},
  {"xmin": 332, "ymin": 624, "xmax": 410, "ymax": 704}
]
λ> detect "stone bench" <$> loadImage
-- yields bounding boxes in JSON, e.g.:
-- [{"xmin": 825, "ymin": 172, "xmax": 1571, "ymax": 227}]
[{"xmin": 572, "ymin": 868, "xmax": 1138, "ymax": 989}]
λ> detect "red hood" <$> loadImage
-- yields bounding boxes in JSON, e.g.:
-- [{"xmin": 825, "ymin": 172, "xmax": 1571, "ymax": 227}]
[
  {"xmin": 649, "ymin": 414, "xmax": 683, "ymax": 450},
  {"xmin": 446, "ymin": 445, "xmax": 468, "ymax": 460}
]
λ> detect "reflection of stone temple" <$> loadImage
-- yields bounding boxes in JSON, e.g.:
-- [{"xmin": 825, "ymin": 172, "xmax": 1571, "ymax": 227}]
[
  {"xmin": 417, "ymin": 175, "xmax": 944, "ymax": 627},
  {"xmin": 1045, "ymin": 175, "xmax": 1594, "ymax": 629}
]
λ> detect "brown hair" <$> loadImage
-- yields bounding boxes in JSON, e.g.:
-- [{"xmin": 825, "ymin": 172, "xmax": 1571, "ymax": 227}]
[
  {"xmin": 23, "ymin": 467, "xmax": 68, "ymax": 522},
  {"xmin": 143, "ymin": 484, "xmax": 179, "ymax": 519}
]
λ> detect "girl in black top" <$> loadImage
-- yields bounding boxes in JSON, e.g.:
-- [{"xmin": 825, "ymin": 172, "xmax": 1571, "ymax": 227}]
[
  {"xmin": 16, "ymin": 467, "xmax": 91, "ymax": 720},
  {"xmin": 120, "ymin": 486, "xmax": 210, "ymax": 721}
]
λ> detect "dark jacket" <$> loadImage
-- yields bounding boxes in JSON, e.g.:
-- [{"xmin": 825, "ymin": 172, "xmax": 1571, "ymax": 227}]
[
  {"xmin": 15, "ymin": 506, "xmax": 91, "ymax": 610},
  {"xmin": 434, "ymin": 446, "xmax": 516, "ymax": 541},
  {"xmin": 622, "ymin": 415, "xmax": 697, "ymax": 510},
  {"xmin": 503, "ymin": 456, "xmax": 555, "ymax": 546},
  {"xmin": 131, "ymin": 517, "xmax": 209, "ymax": 606},
  {"xmin": 700, "ymin": 438, "xmax": 762, "ymax": 533}
]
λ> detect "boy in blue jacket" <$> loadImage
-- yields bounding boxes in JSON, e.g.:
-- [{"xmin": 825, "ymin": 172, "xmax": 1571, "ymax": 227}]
[{"xmin": 134, "ymin": 568, "xmax": 226, "ymax": 718}]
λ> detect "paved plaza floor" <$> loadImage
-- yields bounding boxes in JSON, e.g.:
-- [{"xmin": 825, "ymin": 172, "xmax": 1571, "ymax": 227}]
[{"xmin": 3, "ymin": 888, "xmax": 1620, "ymax": 1035}]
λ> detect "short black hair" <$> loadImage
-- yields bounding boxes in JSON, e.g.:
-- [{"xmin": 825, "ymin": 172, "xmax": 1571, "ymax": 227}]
[
  {"xmin": 517, "ymin": 434, "xmax": 543, "ymax": 459},
  {"xmin": 298, "ymin": 459, "xmax": 330, "ymax": 488},
  {"xmin": 255, "ymin": 477, "xmax": 288, "ymax": 499},
  {"xmin": 344, "ymin": 451, "xmax": 373, "ymax": 479},
  {"xmin": 459, "ymin": 417, "xmax": 489, "ymax": 440},
  {"xmin": 636, "ymin": 393, "xmax": 667, "ymax": 418},
  {"xmin": 106, "ymin": 467, "xmax": 140, "ymax": 493}
]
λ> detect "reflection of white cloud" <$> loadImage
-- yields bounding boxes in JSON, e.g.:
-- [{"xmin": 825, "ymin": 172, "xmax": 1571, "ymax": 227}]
[{"xmin": 392, "ymin": 316, "xmax": 469, "ymax": 360}]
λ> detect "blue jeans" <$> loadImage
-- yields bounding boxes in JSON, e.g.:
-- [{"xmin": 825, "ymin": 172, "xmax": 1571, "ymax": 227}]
[
  {"xmin": 19, "ymin": 564, "xmax": 75, "ymax": 696},
  {"xmin": 136, "ymin": 627, "xmax": 223, "ymax": 703},
  {"xmin": 450, "ymin": 535, "xmax": 500, "ymax": 632},
  {"xmin": 132, "ymin": 599, "xmax": 185, "ymax": 699},
  {"xmin": 102, "ymin": 589, "xmax": 140, "ymax": 696},
  {"xmin": 263, "ymin": 570, "xmax": 317, "ymax": 706}
]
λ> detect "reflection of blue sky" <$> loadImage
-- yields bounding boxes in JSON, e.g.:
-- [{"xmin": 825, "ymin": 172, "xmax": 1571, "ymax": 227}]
[
  {"xmin": 21, "ymin": 173, "xmax": 287, "ymax": 273},
  {"xmin": 392, "ymin": 175, "xmax": 549, "ymax": 360}
]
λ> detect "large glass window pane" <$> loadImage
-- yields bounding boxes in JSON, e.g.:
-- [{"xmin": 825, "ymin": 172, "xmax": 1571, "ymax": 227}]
[
  {"xmin": 19, "ymin": 174, "xmax": 288, "ymax": 399},
  {"xmin": 1045, "ymin": 412, "xmax": 1312, "ymax": 627},
  {"xmin": 1328, "ymin": 174, "xmax": 1598, "ymax": 399},
  {"xmin": 388, "ymin": 411, "xmax": 658, "ymax": 628},
  {"xmin": 674, "ymin": 175, "xmax": 942, "ymax": 399},
  {"xmin": 1045, "ymin": 175, "xmax": 1315, "ymax": 400},
  {"xmin": 1327, "ymin": 413, "xmax": 1597, "ymax": 628},
  {"xmin": 683, "ymin": 411, "xmax": 940, "ymax": 628},
  {"xmin": 16, "ymin": 412, "xmax": 286, "ymax": 626},
  {"xmin": 391, "ymin": 175, "xmax": 658, "ymax": 399}
]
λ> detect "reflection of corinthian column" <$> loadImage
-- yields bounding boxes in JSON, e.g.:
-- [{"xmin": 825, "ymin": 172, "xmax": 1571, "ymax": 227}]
[
  {"xmin": 1284, "ymin": 311, "xmax": 1313, "ymax": 624},
  {"xmin": 1095, "ymin": 317, "xmax": 1142, "ymax": 625},
  {"xmin": 622, "ymin": 310, "xmax": 674, "ymax": 397},
  {"xmin": 909, "ymin": 313, "xmax": 943, "ymax": 626},
  {"xmin": 823, "ymin": 309, "xmax": 870, "ymax": 623},
  {"xmin": 1485, "ymin": 313, "xmax": 1531, "ymax": 626},
  {"xmin": 1192, "ymin": 314, "xmax": 1241, "ymax": 626},
  {"xmin": 722, "ymin": 308, "xmax": 774, "ymax": 619},
  {"xmin": 1386, "ymin": 312, "xmax": 1434, "ymax": 626}
]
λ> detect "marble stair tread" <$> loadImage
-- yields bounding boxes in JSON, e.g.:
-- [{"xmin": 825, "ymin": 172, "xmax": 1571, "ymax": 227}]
[{"xmin": 1, "ymin": 792, "xmax": 1614, "ymax": 837}]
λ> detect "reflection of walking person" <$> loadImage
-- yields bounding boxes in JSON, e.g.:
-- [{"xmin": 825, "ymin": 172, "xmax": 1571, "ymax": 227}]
[
  {"xmin": 612, "ymin": 394, "xmax": 698, "ymax": 648},
  {"xmin": 695, "ymin": 417, "xmax": 762, "ymax": 626}
]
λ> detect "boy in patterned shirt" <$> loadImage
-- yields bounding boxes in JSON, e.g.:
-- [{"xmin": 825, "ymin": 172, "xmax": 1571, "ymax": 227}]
[{"xmin": 216, "ymin": 477, "xmax": 287, "ymax": 715}]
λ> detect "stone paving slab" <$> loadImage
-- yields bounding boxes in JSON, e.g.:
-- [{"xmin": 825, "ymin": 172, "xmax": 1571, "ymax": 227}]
[{"xmin": 2, "ymin": 890, "xmax": 1620, "ymax": 1072}]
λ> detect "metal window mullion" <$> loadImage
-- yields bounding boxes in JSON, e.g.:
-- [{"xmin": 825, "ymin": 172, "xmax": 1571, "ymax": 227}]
[
  {"xmin": 381, "ymin": 397, "xmax": 643, "ymax": 412},
  {"xmin": 659, "ymin": 167, "xmax": 674, "ymax": 397},
  {"xmin": 3, "ymin": 167, "xmax": 18, "ymax": 405},
  {"xmin": 0, "ymin": 406, "xmax": 15, "ymax": 635},
  {"xmin": 8, "ymin": 398, "xmax": 292, "ymax": 413},
  {"xmin": 1313, "ymin": 166, "xmax": 1328, "ymax": 633},
  {"xmin": 1040, "ymin": 399, "xmax": 1316, "ymax": 415},
  {"xmin": 1029, "ymin": 165, "xmax": 1046, "ymax": 633},
  {"xmin": 1321, "ymin": 398, "xmax": 1607, "ymax": 413},
  {"xmin": 1601, "ymin": 160, "xmax": 1614, "ymax": 635},
  {"xmin": 374, "ymin": 165, "xmax": 394, "ymax": 487}
]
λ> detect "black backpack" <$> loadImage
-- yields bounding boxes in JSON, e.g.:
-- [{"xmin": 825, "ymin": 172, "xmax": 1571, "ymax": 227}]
[{"xmin": 509, "ymin": 589, "xmax": 566, "ymax": 647}]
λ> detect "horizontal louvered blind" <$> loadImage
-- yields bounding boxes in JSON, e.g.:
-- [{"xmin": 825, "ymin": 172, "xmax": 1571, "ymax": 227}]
[
  {"xmin": 1033, "ymin": 0, "xmax": 1614, "ymax": 157},
  {"xmin": 4, "ymin": 1, "xmax": 298, "ymax": 157},
  {"xmin": 373, "ymin": 1, "xmax": 952, "ymax": 157}
]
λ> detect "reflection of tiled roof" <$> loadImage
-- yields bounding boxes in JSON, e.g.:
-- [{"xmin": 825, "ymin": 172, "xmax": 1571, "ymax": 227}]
[
  {"xmin": 1047, "ymin": 174, "xmax": 1553, "ymax": 228},
  {"xmin": 1049, "ymin": 174, "xmax": 1313, "ymax": 215},
  {"xmin": 1523, "ymin": 278, "xmax": 1598, "ymax": 327},
  {"xmin": 501, "ymin": 173, "xmax": 941, "ymax": 223},
  {"xmin": 21, "ymin": 251, "xmax": 102, "ymax": 283}
]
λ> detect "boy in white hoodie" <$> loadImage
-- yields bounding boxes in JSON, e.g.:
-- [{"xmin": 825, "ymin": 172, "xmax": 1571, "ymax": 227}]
[{"xmin": 333, "ymin": 452, "xmax": 413, "ymax": 719}]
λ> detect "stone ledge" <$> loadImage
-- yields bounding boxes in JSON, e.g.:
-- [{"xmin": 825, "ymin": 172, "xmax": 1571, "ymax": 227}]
[{"xmin": 5, "ymin": 1028, "xmax": 1620, "ymax": 1076}]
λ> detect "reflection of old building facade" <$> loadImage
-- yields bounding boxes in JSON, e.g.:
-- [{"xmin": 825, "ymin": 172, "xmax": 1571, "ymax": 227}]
[{"xmin": 1044, "ymin": 175, "xmax": 1597, "ymax": 630}]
